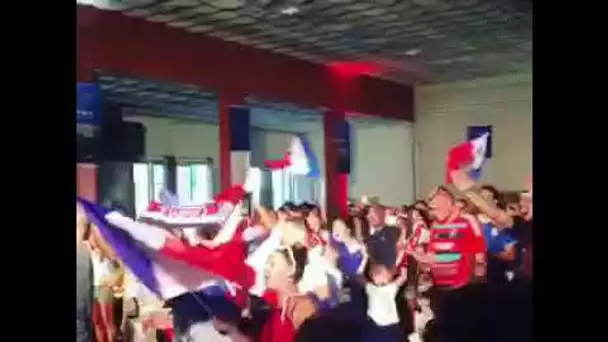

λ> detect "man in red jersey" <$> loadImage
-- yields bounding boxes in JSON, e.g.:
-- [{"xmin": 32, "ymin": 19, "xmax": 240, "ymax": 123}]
[{"xmin": 424, "ymin": 186, "xmax": 488, "ymax": 342}]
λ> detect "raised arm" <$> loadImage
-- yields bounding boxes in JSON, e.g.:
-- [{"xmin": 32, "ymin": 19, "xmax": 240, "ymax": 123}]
[
  {"xmin": 256, "ymin": 206, "xmax": 278, "ymax": 230},
  {"xmin": 394, "ymin": 267, "xmax": 408, "ymax": 287},
  {"xmin": 450, "ymin": 169, "xmax": 513, "ymax": 229},
  {"xmin": 463, "ymin": 190, "xmax": 513, "ymax": 229},
  {"xmin": 351, "ymin": 250, "xmax": 370, "ymax": 286},
  {"xmin": 353, "ymin": 217, "xmax": 366, "ymax": 244}
]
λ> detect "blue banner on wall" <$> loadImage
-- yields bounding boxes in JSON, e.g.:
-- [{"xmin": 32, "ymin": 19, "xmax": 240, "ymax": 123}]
[
  {"xmin": 229, "ymin": 106, "xmax": 251, "ymax": 151},
  {"xmin": 466, "ymin": 125, "xmax": 493, "ymax": 158},
  {"xmin": 77, "ymin": 83, "xmax": 102, "ymax": 126},
  {"xmin": 335, "ymin": 120, "xmax": 351, "ymax": 174}
]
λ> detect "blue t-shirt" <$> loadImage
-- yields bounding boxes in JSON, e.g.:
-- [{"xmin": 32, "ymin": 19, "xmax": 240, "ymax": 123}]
[
  {"xmin": 483, "ymin": 223, "xmax": 518, "ymax": 283},
  {"xmin": 482, "ymin": 223, "xmax": 516, "ymax": 255},
  {"xmin": 331, "ymin": 237, "xmax": 364, "ymax": 278}
]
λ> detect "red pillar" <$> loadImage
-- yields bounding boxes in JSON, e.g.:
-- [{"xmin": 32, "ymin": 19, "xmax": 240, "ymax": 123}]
[
  {"xmin": 219, "ymin": 96, "xmax": 232, "ymax": 191},
  {"xmin": 323, "ymin": 110, "xmax": 349, "ymax": 218},
  {"xmin": 324, "ymin": 68, "xmax": 358, "ymax": 218}
]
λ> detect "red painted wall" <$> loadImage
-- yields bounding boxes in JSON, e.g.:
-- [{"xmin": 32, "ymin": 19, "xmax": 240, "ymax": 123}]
[{"xmin": 77, "ymin": 5, "xmax": 414, "ymax": 121}]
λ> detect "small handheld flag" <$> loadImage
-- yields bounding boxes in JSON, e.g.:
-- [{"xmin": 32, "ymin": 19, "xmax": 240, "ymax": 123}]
[{"xmin": 446, "ymin": 133, "xmax": 490, "ymax": 184}]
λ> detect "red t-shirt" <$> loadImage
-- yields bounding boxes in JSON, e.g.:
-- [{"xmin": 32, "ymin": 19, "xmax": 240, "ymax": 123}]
[
  {"xmin": 260, "ymin": 307, "xmax": 297, "ymax": 342},
  {"xmin": 259, "ymin": 290, "xmax": 297, "ymax": 342},
  {"xmin": 427, "ymin": 215, "xmax": 486, "ymax": 289}
]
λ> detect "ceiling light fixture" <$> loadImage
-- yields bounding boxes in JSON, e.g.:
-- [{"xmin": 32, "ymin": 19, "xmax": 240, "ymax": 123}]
[
  {"xmin": 280, "ymin": 6, "xmax": 300, "ymax": 15},
  {"xmin": 76, "ymin": 0, "xmax": 126, "ymax": 10},
  {"xmin": 405, "ymin": 48, "xmax": 421, "ymax": 56}
]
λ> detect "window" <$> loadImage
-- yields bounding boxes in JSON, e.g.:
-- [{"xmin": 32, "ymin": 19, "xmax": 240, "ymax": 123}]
[
  {"xmin": 247, "ymin": 167, "xmax": 263, "ymax": 208},
  {"xmin": 271, "ymin": 169, "xmax": 292, "ymax": 209},
  {"xmin": 132, "ymin": 161, "xmax": 213, "ymax": 215},
  {"xmin": 133, "ymin": 162, "xmax": 165, "ymax": 215},
  {"xmin": 151, "ymin": 164, "xmax": 166, "ymax": 202},
  {"xmin": 176, "ymin": 163, "xmax": 213, "ymax": 205},
  {"xmin": 270, "ymin": 169, "xmax": 322, "ymax": 209}
]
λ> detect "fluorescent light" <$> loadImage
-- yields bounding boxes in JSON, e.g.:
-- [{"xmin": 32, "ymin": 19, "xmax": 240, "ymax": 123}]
[
  {"xmin": 280, "ymin": 6, "xmax": 300, "ymax": 15},
  {"xmin": 76, "ymin": 0, "xmax": 127, "ymax": 10},
  {"xmin": 405, "ymin": 48, "xmax": 421, "ymax": 56}
]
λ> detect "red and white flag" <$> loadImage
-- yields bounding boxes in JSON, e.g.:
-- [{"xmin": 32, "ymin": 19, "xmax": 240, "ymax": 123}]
[{"xmin": 139, "ymin": 185, "xmax": 246, "ymax": 227}]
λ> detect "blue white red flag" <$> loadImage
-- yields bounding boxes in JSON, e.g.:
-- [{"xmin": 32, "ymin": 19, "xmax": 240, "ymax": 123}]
[
  {"xmin": 264, "ymin": 135, "xmax": 320, "ymax": 178},
  {"xmin": 446, "ymin": 133, "xmax": 490, "ymax": 184},
  {"xmin": 77, "ymin": 198, "xmax": 252, "ymax": 322}
]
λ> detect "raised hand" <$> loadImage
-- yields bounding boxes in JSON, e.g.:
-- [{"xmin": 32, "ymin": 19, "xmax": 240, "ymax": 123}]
[
  {"xmin": 450, "ymin": 169, "xmax": 476, "ymax": 192},
  {"xmin": 395, "ymin": 267, "xmax": 408, "ymax": 286}
]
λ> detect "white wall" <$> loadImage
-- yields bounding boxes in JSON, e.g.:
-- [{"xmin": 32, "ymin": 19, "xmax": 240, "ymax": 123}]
[
  {"xmin": 124, "ymin": 116, "xmax": 220, "ymax": 163},
  {"xmin": 349, "ymin": 121, "xmax": 415, "ymax": 206},
  {"xmin": 250, "ymin": 129, "xmax": 295, "ymax": 165},
  {"xmin": 252, "ymin": 123, "xmax": 416, "ymax": 206},
  {"xmin": 253, "ymin": 123, "xmax": 415, "ymax": 206},
  {"xmin": 126, "ymin": 116, "xmax": 416, "ymax": 206},
  {"xmin": 123, "ymin": 116, "xmax": 308, "ymax": 172},
  {"xmin": 414, "ymin": 73, "xmax": 532, "ymax": 196}
]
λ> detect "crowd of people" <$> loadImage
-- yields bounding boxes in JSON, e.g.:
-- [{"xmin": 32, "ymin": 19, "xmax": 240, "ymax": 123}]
[{"xmin": 76, "ymin": 168, "xmax": 532, "ymax": 342}]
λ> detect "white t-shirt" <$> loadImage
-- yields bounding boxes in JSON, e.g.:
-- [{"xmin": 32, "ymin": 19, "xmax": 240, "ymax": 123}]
[
  {"xmin": 91, "ymin": 252, "xmax": 114, "ymax": 286},
  {"xmin": 365, "ymin": 282, "xmax": 400, "ymax": 326},
  {"xmin": 298, "ymin": 246, "xmax": 343, "ymax": 294},
  {"xmin": 246, "ymin": 229, "xmax": 282, "ymax": 296},
  {"xmin": 298, "ymin": 258, "xmax": 330, "ymax": 293}
]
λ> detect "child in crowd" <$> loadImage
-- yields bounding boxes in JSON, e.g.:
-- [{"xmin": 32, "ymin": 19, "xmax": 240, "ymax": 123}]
[
  {"xmin": 362, "ymin": 262, "xmax": 409, "ymax": 342},
  {"xmin": 409, "ymin": 273, "xmax": 435, "ymax": 342}
]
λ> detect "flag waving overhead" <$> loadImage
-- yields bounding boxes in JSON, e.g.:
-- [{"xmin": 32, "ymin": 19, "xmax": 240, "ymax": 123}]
[
  {"xmin": 446, "ymin": 133, "xmax": 490, "ymax": 184},
  {"xmin": 77, "ymin": 198, "xmax": 255, "ymax": 301},
  {"xmin": 264, "ymin": 135, "xmax": 320, "ymax": 178},
  {"xmin": 79, "ymin": 198, "xmax": 214, "ymax": 299}
]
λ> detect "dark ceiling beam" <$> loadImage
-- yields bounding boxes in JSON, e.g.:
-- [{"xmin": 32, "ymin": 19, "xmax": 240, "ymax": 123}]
[{"xmin": 77, "ymin": 5, "xmax": 414, "ymax": 121}]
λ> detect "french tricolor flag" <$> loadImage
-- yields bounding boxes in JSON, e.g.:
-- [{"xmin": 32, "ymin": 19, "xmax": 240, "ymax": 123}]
[
  {"xmin": 264, "ymin": 135, "xmax": 320, "ymax": 178},
  {"xmin": 78, "ymin": 198, "xmax": 252, "ymax": 317},
  {"xmin": 446, "ymin": 132, "xmax": 490, "ymax": 184}
]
